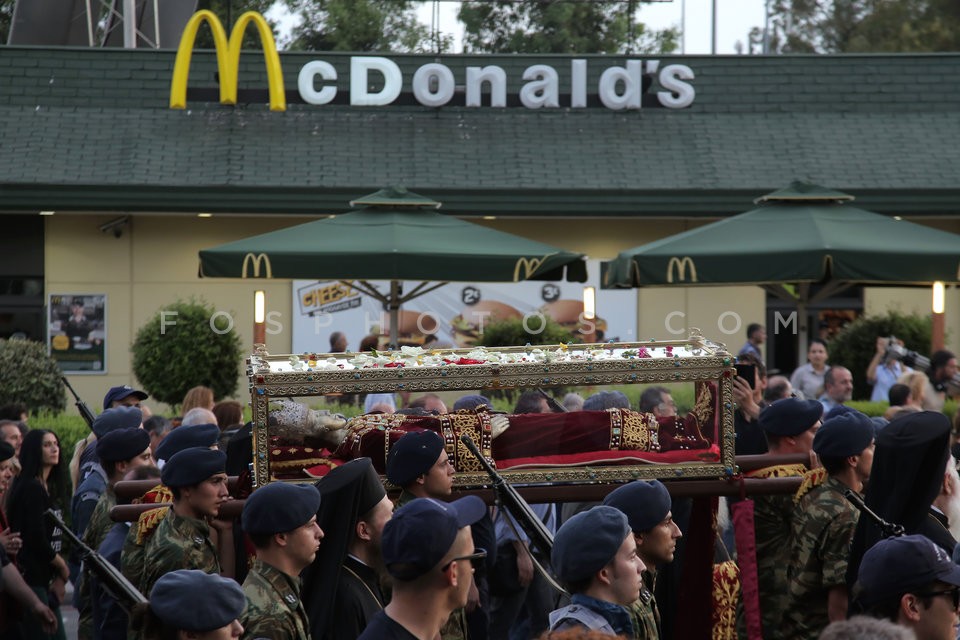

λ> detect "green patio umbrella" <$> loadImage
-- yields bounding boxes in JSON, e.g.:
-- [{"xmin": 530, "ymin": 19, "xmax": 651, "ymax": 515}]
[
  {"xmin": 602, "ymin": 181, "xmax": 960, "ymax": 355},
  {"xmin": 200, "ymin": 187, "xmax": 587, "ymax": 346}
]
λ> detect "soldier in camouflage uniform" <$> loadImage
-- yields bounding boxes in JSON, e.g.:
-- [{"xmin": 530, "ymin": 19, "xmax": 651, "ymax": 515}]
[
  {"xmin": 76, "ymin": 428, "xmax": 154, "ymax": 639},
  {"xmin": 603, "ymin": 479, "xmax": 681, "ymax": 639},
  {"xmin": 386, "ymin": 430, "xmax": 473, "ymax": 640},
  {"xmin": 781, "ymin": 412, "xmax": 876, "ymax": 640},
  {"xmin": 745, "ymin": 398, "xmax": 822, "ymax": 639},
  {"xmin": 146, "ymin": 570, "xmax": 246, "ymax": 638},
  {"xmin": 138, "ymin": 447, "xmax": 231, "ymax": 596},
  {"xmin": 240, "ymin": 481, "xmax": 323, "ymax": 640},
  {"xmin": 121, "ymin": 422, "xmax": 220, "ymax": 587},
  {"xmin": 71, "ymin": 407, "xmax": 143, "ymax": 640}
]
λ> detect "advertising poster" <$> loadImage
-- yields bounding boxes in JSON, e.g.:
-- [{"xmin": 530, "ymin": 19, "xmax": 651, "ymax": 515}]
[
  {"xmin": 291, "ymin": 261, "xmax": 637, "ymax": 354},
  {"xmin": 48, "ymin": 294, "xmax": 107, "ymax": 373}
]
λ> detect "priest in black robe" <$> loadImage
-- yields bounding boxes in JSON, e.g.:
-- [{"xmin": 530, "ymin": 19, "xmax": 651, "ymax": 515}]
[
  {"xmin": 847, "ymin": 410, "xmax": 955, "ymax": 595},
  {"xmin": 301, "ymin": 458, "xmax": 394, "ymax": 640}
]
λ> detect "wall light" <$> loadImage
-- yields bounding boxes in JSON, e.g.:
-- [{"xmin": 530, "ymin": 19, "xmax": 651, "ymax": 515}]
[
  {"xmin": 254, "ymin": 290, "xmax": 266, "ymax": 323},
  {"xmin": 254, "ymin": 290, "xmax": 266, "ymax": 344},
  {"xmin": 583, "ymin": 286, "xmax": 596, "ymax": 320},
  {"xmin": 39, "ymin": 210, "xmax": 55, "ymax": 216},
  {"xmin": 933, "ymin": 282, "xmax": 945, "ymax": 314},
  {"xmin": 197, "ymin": 213, "xmax": 213, "ymax": 218}
]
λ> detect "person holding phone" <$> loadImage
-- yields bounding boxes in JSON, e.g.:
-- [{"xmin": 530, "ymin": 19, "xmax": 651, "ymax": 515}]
[{"xmin": 733, "ymin": 354, "xmax": 769, "ymax": 455}]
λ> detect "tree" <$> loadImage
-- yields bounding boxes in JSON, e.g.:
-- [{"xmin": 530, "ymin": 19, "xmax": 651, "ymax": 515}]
[
  {"xmin": 192, "ymin": 0, "xmax": 278, "ymax": 49},
  {"xmin": 764, "ymin": 0, "xmax": 960, "ymax": 53},
  {"xmin": 458, "ymin": 0, "xmax": 678, "ymax": 55},
  {"xmin": 0, "ymin": 0, "xmax": 13, "ymax": 44},
  {"xmin": 0, "ymin": 338, "xmax": 67, "ymax": 414},
  {"xmin": 0, "ymin": 0, "xmax": 272, "ymax": 49},
  {"xmin": 131, "ymin": 299, "xmax": 243, "ymax": 407},
  {"xmin": 284, "ymin": 0, "xmax": 435, "ymax": 52},
  {"xmin": 827, "ymin": 310, "xmax": 931, "ymax": 400}
]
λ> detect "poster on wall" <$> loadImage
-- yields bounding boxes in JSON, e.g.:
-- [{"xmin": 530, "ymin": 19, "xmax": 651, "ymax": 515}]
[
  {"xmin": 47, "ymin": 294, "xmax": 107, "ymax": 373},
  {"xmin": 291, "ymin": 261, "xmax": 638, "ymax": 354}
]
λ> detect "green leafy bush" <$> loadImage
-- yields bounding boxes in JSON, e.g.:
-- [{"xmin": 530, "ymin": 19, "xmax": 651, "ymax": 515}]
[
  {"xmin": 828, "ymin": 311, "xmax": 932, "ymax": 400},
  {"xmin": 0, "ymin": 339, "xmax": 66, "ymax": 413},
  {"xmin": 132, "ymin": 299, "xmax": 243, "ymax": 407},
  {"xmin": 476, "ymin": 317, "xmax": 575, "ymax": 348}
]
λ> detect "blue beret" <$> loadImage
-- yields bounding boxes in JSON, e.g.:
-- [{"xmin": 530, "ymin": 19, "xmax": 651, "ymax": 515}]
[
  {"xmin": 552, "ymin": 506, "xmax": 630, "ymax": 584},
  {"xmin": 102, "ymin": 385, "xmax": 148, "ymax": 410},
  {"xmin": 603, "ymin": 480, "xmax": 671, "ymax": 532},
  {"xmin": 759, "ymin": 398, "xmax": 823, "ymax": 437},
  {"xmin": 824, "ymin": 404, "xmax": 856, "ymax": 421},
  {"xmin": 386, "ymin": 431, "xmax": 445, "ymax": 487},
  {"xmin": 383, "ymin": 496, "xmax": 485, "ymax": 580},
  {"xmin": 92, "ymin": 406, "xmax": 142, "ymax": 438},
  {"xmin": 813, "ymin": 411, "xmax": 875, "ymax": 458},
  {"xmin": 150, "ymin": 570, "xmax": 245, "ymax": 632},
  {"xmin": 452, "ymin": 395, "xmax": 492, "ymax": 412},
  {"xmin": 155, "ymin": 423, "xmax": 219, "ymax": 463},
  {"xmin": 858, "ymin": 535, "xmax": 960, "ymax": 606},
  {"xmin": 161, "ymin": 448, "xmax": 226, "ymax": 488},
  {"xmin": 242, "ymin": 483, "xmax": 321, "ymax": 535},
  {"xmin": 97, "ymin": 428, "xmax": 150, "ymax": 463}
]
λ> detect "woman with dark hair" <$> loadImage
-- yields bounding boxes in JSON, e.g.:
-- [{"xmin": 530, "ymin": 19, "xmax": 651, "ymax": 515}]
[{"xmin": 7, "ymin": 429, "xmax": 69, "ymax": 640}]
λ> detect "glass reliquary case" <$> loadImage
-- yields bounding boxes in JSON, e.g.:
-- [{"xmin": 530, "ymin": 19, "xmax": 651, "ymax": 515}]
[{"xmin": 247, "ymin": 330, "xmax": 737, "ymax": 489}]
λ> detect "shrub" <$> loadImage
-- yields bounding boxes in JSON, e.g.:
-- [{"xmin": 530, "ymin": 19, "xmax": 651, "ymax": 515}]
[
  {"xmin": 132, "ymin": 299, "xmax": 243, "ymax": 408},
  {"xmin": 0, "ymin": 338, "xmax": 66, "ymax": 413},
  {"xmin": 476, "ymin": 317, "xmax": 575, "ymax": 348},
  {"xmin": 828, "ymin": 311, "xmax": 932, "ymax": 400}
]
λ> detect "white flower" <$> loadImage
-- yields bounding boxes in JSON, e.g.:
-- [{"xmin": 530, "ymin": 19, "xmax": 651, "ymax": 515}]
[
  {"xmin": 348, "ymin": 354, "xmax": 371, "ymax": 367},
  {"xmin": 400, "ymin": 346, "xmax": 425, "ymax": 358}
]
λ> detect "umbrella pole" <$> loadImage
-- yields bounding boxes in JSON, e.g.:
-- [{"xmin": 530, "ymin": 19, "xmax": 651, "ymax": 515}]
[
  {"xmin": 797, "ymin": 298, "xmax": 808, "ymax": 365},
  {"xmin": 389, "ymin": 280, "xmax": 400, "ymax": 350}
]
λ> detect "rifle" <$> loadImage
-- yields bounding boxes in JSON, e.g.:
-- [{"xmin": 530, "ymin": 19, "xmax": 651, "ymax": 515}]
[
  {"xmin": 843, "ymin": 489, "xmax": 905, "ymax": 538},
  {"xmin": 62, "ymin": 376, "xmax": 97, "ymax": 430},
  {"xmin": 45, "ymin": 509, "xmax": 147, "ymax": 612},
  {"xmin": 536, "ymin": 388, "xmax": 567, "ymax": 414},
  {"xmin": 459, "ymin": 434, "xmax": 567, "ymax": 595}
]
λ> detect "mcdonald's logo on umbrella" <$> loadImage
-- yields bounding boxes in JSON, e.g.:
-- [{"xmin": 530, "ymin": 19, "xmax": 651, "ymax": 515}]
[
  {"xmin": 169, "ymin": 10, "xmax": 286, "ymax": 112},
  {"xmin": 513, "ymin": 256, "xmax": 547, "ymax": 281},
  {"xmin": 242, "ymin": 253, "xmax": 273, "ymax": 278},
  {"xmin": 666, "ymin": 256, "xmax": 697, "ymax": 283}
]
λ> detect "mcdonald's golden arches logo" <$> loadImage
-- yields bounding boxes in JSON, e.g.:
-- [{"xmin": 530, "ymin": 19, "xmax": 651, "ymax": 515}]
[
  {"xmin": 170, "ymin": 10, "xmax": 286, "ymax": 112},
  {"xmin": 242, "ymin": 253, "xmax": 273, "ymax": 278},
  {"xmin": 513, "ymin": 256, "xmax": 546, "ymax": 281},
  {"xmin": 666, "ymin": 256, "xmax": 697, "ymax": 283}
]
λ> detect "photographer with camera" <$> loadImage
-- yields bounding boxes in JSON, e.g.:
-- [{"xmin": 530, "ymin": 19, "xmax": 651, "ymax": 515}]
[{"xmin": 867, "ymin": 337, "xmax": 912, "ymax": 403}]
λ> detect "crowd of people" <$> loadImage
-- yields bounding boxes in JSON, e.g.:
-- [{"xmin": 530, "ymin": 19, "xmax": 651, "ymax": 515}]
[{"xmin": 0, "ymin": 332, "xmax": 957, "ymax": 640}]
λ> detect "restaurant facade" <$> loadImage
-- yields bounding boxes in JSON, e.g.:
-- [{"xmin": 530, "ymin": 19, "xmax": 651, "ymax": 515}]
[{"xmin": 1, "ymin": 30, "xmax": 958, "ymax": 409}]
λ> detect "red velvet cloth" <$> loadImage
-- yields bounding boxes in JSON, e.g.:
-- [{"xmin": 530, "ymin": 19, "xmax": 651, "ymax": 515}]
[
  {"xmin": 276, "ymin": 381, "xmax": 720, "ymax": 479},
  {"xmin": 674, "ymin": 496, "xmax": 718, "ymax": 640},
  {"xmin": 496, "ymin": 445, "xmax": 721, "ymax": 469}
]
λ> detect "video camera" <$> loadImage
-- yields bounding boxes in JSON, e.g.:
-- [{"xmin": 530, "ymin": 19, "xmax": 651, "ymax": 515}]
[{"xmin": 883, "ymin": 336, "xmax": 920, "ymax": 366}]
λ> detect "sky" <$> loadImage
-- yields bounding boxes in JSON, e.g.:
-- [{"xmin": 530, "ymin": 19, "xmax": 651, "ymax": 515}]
[{"xmin": 267, "ymin": 0, "xmax": 770, "ymax": 55}]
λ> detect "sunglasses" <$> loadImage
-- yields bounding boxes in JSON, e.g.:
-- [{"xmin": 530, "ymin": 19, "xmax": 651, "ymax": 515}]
[
  {"xmin": 916, "ymin": 586, "xmax": 960, "ymax": 610},
  {"xmin": 443, "ymin": 548, "xmax": 487, "ymax": 572}
]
